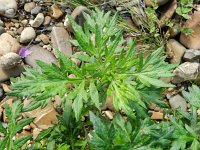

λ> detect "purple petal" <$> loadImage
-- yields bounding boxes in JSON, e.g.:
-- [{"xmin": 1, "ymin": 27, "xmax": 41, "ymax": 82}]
[{"xmin": 19, "ymin": 48, "xmax": 32, "ymax": 58}]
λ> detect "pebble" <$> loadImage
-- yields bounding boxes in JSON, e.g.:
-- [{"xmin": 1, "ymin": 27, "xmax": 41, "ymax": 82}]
[
  {"xmin": 31, "ymin": 6, "xmax": 42, "ymax": 15},
  {"xmin": 0, "ymin": 33, "xmax": 21, "ymax": 56},
  {"xmin": 180, "ymin": 11, "xmax": 200, "ymax": 49},
  {"xmin": 30, "ymin": 13, "xmax": 44, "ymax": 28},
  {"xmin": 38, "ymin": 34, "xmax": 49, "ymax": 44},
  {"xmin": 166, "ymin": 39, "xmax": 186, "ymax": 64},
  {"xmin": 169, "ymin": 94, "xmax": 187, "ymax": 111},
  {"xmin": 23, "ymin": 99, "xmax": 58, "ymax": 129},
  {"xmin": 0, "ymin": 20, "xmax": 4, "ymax": 26},
  {"xmin": 150, "ymin": 111, "xmax": 163, "ymax": 120},
  {"xmin": 0, "ymin": 64, "xmax": 24, "ymax": 82},
  {"xmin": 51, "ymin": 4, "xmax": 63, "ymax": 19},
  {"xmin": 20, "ymin": 27, "xmax": 36, "ymax": 44},
  {"xmin": 51, "ymin": 27, "xmax": 72, "ymax": 55},
  {"xmin": 0, "ymin": 27, "xmax": 5, "ymax": 35},
  {"xmin": 21, "ymin": 19, "xmax": 28, "ymax": 26},
  {"xmin": 0, "ymin": 0, "xmax": 17, "ymax": 18},
  {"xmin": 105, "ymin": 96, "xmax": 114, "ymax": 111},
  {"xmin": 183, "ymin": 49, "xmax": 200, "ymax": 61},
  {"xmin": 172, "ymin": 62, "xmax": 199, "ymax": 83},
  {"xmin": 43, "ymin": 16, "xmax": 51, "ymax": 26},
  {"xmin": 24, "ymin": 45, "xmax": 57, "ymax": 68},
  {"xmin": 24, "ymin": 2, "xmax": 36, "ymax": 13},
  {"xmin": 0, "ymin": 53, "xmax": 22, "ymax": 69}
]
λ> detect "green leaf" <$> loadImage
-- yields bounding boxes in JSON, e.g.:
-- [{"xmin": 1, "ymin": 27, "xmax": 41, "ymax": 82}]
[
  {"xmin": 14, "ymin": 134, "xmax": 32, "ymax": 149},
  {"xmin": 35, "ymin": 127, "xmax": 54, "ymax": 142},
  {"xmin": 15, "ymin": 118, "xmax": 34, "ymax": 133},
  {"xmin": 89, "ymin": 80, "xmax": 99, "ymax": 108}
]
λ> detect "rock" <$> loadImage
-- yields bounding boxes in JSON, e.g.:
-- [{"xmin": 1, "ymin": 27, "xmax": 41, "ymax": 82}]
[
  {"xmin": 159, "ymin": 0, "xmax": 177, "ymax": 27},
  {"xmin": 0, "ymin": 0, "xmax": 17, "ymax": 18},
  {"xmin": 104, "ymin": 110, "xmax": 114, "ymax": 120},
  {"xmin": 23, "ymin": 99, "xmax": 58, "ymax": 129},
  {"xmin": 38, "ymin": 34, "xmax": 49, "ymax": 44},
  {"xmin": 24, "ymin": 2, "xmax": 36, "ymax": 12},
  {"xmin": 21, "ymin": 19, "xmax": 28, "ymax": 26},
  {"xmin": 0, "ymin": 33, "xmax": 21, "ymax": 56},
  {"xmin": 150, "ymin": 111, "xmax": 163, "ymax": 120},
  {"xmin": 43, "ymin": 16, "xmax": 51, "ymax": 26},
  {"xmin": 30, "ymin": 13, "xmax": 44, "ymax": 28},
  {"xmin": 32, "ymin": 128, "xmax": 41, "ymax": 140},
  {"xmin": 172, "ymin": 62, "xmax": 199, "ymax": 83},
  {"xmin": 0, "ymin": 26, "xmax": 5, "ymax": 35},
  {"xmin": 180, "ymin": 11, "xmax": 200, "ymax": 49},
  {"xmin": 24, "ymin": 45, "xmax": 57, "ymax": 68},
  {"xmin": 0, "ymin": 53, "xmax": 22, "ymax": 69},
  {"xmin": 169, "ymin": 94, "xmax": 187, "ymax": 111},
  {"xmin": 20, "ymin": 27, "xmax": 36, "ymax": 43},
  {"xmin": 0, "ymin": 20, "xmax": 4, "ymax": 26},
  {"xmin": 51, "ymin": 4, "xmax": 63, "ymax": 19},
  {"xmin": 166, "ymin": 39, "xmax": 186, "ymax": 64},
  {"xmin": 16, "ymin": 130, "xmax": 31, "ymax": 139},
  {"xmin": 168, "ymin": 23, "xmax": 181, "ymax": 38},
  {"xmin": 183, "ymin": 49, "xmax": 200, "ymax": 61},
  {"xmin": 0, "ymin": 64, "xmax": 24, "ymax": 82},
  {"xmin": 145, "ymin": 0, "xmax": 170, "ymax": 6},
  {"xmin": 65, "ymin": 6, "xmax": 90, "ymax": 32},
  {"xmin": 1, "ymin": 83, "xmax": 11, "ymax": 92},
  {"xmin": 51, "ymin": 27, "xmax": 72, "ymax": 55},
  {"xmin": 0, "ymin": 87, "xmax": 3, "ymax": 98},
  {"xmin": 106, "ymin": 96, "xmax": 114, "ymax": 111},
  {"xmin": 31, "ymin": 6, "xmax": 41, "ymax": 15}
]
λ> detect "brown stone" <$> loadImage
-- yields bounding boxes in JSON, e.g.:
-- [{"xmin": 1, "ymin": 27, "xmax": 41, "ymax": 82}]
[
  {"xmin": 16, "ymin": 130, "xmax": 31, "ymax": 139},
  {"xmin": 51, "ymin": 27, "xmax": 72, "ymax": 55},
  {"xmin": 150, "ymin": 111, "xmax": 163, "ymax": 120},
  {"xmin": 23, "ymin": 99, "xmax": 58, "ymax": 129},
  {"xmin": 106, "ymin": 96, "xmax": 114, "ymax": 111},
  {"xmin": 51, "ymin": 4, "xmax": 63, "ymax": 19},
  {"xmin": 180, "ymin": 11, "xmax": 200, "ymax": 49}
]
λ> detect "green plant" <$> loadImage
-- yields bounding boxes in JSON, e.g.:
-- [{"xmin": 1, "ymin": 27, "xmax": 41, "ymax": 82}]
[
  {"xmin": 0, "ymin": 101, "xmax": 33, "ymax": 150},
  {"xmin": 9, "ymin": 9, "xmax": 175, "ymax": 120},
  {"xmin": 30, "ymin": 100, "xmax": 89, "ymax": 150},
  {"xmin": 176, "ymin": 0, "xmax": 193, "ymax": 19},
  {"xmin": 169, "ymin": 85, "xmax": 200, "ymax": 150},
  {"xmin": 89, "ymin": 111, "xmax": 173, "ymax": 150}
]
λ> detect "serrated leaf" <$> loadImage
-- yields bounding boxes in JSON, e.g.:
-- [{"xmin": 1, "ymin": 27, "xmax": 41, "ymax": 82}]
[
  {"xmin": 36, "ymin": 127, "xmax": 54, "ymax": 141},
  {"xmin": 89, "ymin": 80, "xmax": 99, "ymax": 108},
  {"xmin": 14, "ymin": 134, "xmax": 32, "ymax": 149},
  {"xmin": 15, "ymin": 118, "xmax": 34, "ymax": 133}
]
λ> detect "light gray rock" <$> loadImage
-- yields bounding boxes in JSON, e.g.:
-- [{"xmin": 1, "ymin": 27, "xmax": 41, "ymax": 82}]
[
  {"xmin": 0, "ymin": 20, "xmax": 4, "ymax": 26},
  {"xmin": 20, "ymin": 27, "xmax": 36, "ymax": 44},
  {"xmin": 24, "ymin": 2, "xmax": 36, "ymax": 12},
  {"xmin": 0, "ymin": 53, "xmax": 22, "ymax": 69},
  {"xmin": 0, "ymin": 64, "xmax": 24, "ymax": 82},
  {"xmin": 0, "ymin": 33, "xmax": 21, "ymax": 56},
  {"xmin": 31, "ymin": 6, "xmax": 41, "ymax": 15},
  {"xmin": 24, "ymin": 45, "xmax": 57, "ymax": 68},
  {"xmin": 183, "ymin": 49, "xmax": 200, "ymax": 61},
  {"xmin": 30, "ymin": 13, "xmax": 44, "ymax": 28},
  {"xmin": 169, "ymin": 94, "xmax": 187, "ymax": 111},
  {"xmin": 51, "ymin": 27, "xmax": 72, "ymax": 55},
  {"xmin": 0, "ymin": 0, "xmax": 17, "ymax": 18},
  {"xmin": 166, "ymin": 39, "xmax": 186, "ymax": 64},
  {"xmin": 172, "ymin": 62, "xmax": 199, "ymax": 83},
  {"xmin": 0, "ymin": 26, "xmax": 5, "ymax": 35}
]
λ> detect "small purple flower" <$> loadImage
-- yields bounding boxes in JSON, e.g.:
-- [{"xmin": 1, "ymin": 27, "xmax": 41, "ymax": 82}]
[{"xmin": 19, "ymin": 47, "xmax": 32, "ymax": 58}]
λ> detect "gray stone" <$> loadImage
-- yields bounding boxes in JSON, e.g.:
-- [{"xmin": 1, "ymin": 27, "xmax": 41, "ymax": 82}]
[
  {"xmin": 0, "ymin": 87, "xmax": 3, "ymax": 98},
  {"xmin": 166, "ymin": 39, "xmax": 186, "ymax": 64},
  {"xmin": 169, "ymin": 95, "xmax": 187, "ymax": 111},
  {"xmin": 0, "ymin": 0, "xmax": 17, "ymax": 18},
  {"xmin": 0, "ymin": 53, "xmax": 22, "ymax": 69},
  {"xmin": 20, "ymin": 27, "xmax": 36, "ymax": 44},
  {"xmin": 24, "ymin": 2, "xmax": 36, "ymax": 12},
  {"xmin": 31, "ymin": 6, "xmax": 41, "ymax": 15},
  {"xmin": 25, "ymin": 45, "xmax": 57, "ymax": 68},
  {"xmin": 172, "ymin": 62, "xmax": 199, "ymax": 83},
  {"xmin": 183, "ymin": 49, "xmax": 200, "ymax": 61},
  {"xmin": 0, "ymin": 64, "xmax": 24, "ymax": 83},
  {"xmin": 0, "ymin": 26, "xmax": 5, "ymax": 35},
  {"xmin": 51, "ymin": 27, "xmax": 72, "ymax": 55},
  {"xmin": 0, "ymin": 20, "xmax": 4, "ymax": 26},
  {"xmin": 0, "ymin": 33, "xmax": 21, "ymax": 56},
  {"xmin": 30, "ymin": 13, "xmax": 44, "ymax": 28}
]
